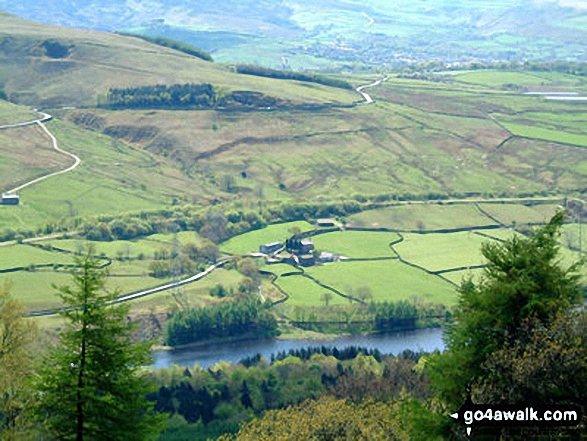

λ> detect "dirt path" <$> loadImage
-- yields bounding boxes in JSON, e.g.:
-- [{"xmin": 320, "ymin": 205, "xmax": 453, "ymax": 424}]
[{"xmin": 2, "ymin": 111, "xmax": 81, "ymax": 195}]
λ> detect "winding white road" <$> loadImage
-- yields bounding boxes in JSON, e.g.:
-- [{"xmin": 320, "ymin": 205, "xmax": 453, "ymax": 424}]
[
  {"xmin": 1, "ymin": 111, "xmax": 81, "ymax": 195},
  {"xmin": 356, "ymin": 77, "xmax": 388, "ymax": 104}
]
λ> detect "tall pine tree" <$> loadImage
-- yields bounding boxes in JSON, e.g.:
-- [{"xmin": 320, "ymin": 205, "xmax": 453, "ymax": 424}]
[{"xmin": 35, "ymin": 246, "xmax": 164, "ymax": 440}]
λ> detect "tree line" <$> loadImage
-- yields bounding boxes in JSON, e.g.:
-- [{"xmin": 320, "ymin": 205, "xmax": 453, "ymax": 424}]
[
  {"xmin": 369, "ymin": 300, "xmax": 419, "ymax": 331},
  {"xmin": 98, "ymin": 83, "xmax": 287, "ymax": 110},
  {"xmin": 100, "ymin": 83, "xmax": 217, "ymax": 109},
  {"xmin": 1, "ymin": 186, "xmax": 568, "ymax": 245},
  {"xmin": 236, "ymin": 64, "xmax": 353, "ymax": 90},
  {"xmin": 118, "ymin": 33, "xmax": 213, "ymax": 62},
  {"xmin": 149, "ymin": 348, "xmax": 429, "ymax": 440},
  {"xmin": 1, "ymin": 215, "xmax": 586, "ymax": 439},
  {"xmin": 164, "ymin": 299, "xmax": 279, "ymax": 347}
]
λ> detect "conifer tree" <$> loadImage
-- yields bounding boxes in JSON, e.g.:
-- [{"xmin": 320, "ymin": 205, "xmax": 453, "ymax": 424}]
[
  {"xmin": 429, "ymin": 211, "xmax": 584, "ymax": 408},
  {"xmin": 35, "ymin": 247, "xmax": 164, "ymax": 440}
]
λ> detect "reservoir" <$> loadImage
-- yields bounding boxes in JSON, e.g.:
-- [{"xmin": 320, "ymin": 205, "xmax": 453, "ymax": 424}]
[{"xmin": 152, "ymin": 327, "xmax": 445, "ymax": 369}]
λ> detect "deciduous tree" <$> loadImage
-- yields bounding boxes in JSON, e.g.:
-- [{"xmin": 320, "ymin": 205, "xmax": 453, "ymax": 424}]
[{"xmin": 0, "ymin": 282, "xmax": 37, "ymax": 440}]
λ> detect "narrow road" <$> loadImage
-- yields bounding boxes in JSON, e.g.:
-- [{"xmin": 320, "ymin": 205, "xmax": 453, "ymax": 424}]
[
  {"xmin": 1, "ymin": 111, "xmax": 81, "ymax": 195},
  {"xmin": 356, "ymin": 77, "xmax": 388, "ymax": 104},
  {"xmin": 27, "ymin": 259, "xmax": 230, "ymax": 317},
  {"xmin": 0, "ymin": 112, "xmax": 51, "ymax": 130}
]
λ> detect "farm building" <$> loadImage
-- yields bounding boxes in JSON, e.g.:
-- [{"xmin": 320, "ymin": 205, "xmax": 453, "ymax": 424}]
[
  {"xmin": 316, "ymin": 218, "xmax": 336, "ymax": 227},
  {"xmin": 275, "ymin": 252, "xmax": 296, "ymax": 265},
  {"xmin": 300, "ymin": 239, "xmax": 314, "ymax": 254},
  {"xmin": 319, "ymin": 251, "xmax": 336, "ymax": 263},
  {"xmin": 0, "ymin": 194, "xmax": 19, "ymax": 205},
  {"xmin": 298, "ymin": 254, "xmax": 315, "ymax": 267},
  {"xmin": 260, "ymin": 242, "xmax": 283, "ymax": 254}
]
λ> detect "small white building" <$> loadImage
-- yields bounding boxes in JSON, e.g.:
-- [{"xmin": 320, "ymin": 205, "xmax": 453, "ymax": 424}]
[{"xmin": 0, "ymin": 194, "xmax": 19, "ymax": 205}]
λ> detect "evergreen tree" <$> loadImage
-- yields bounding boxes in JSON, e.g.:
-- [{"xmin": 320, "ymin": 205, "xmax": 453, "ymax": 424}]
[
  {"xmin": 35, "ymin": 247, "xmax": 164, "ymax": 440},
  {"xmin": 429, "ymin": 211, "xmax": 584, "ymax": 407}
]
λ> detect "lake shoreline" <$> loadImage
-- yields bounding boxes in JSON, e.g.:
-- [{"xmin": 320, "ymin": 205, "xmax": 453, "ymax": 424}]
[{"xmin": 151, "ymin": 327, "xmax": 446, "ymax": 369}]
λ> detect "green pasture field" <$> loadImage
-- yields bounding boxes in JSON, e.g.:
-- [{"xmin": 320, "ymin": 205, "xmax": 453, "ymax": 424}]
[
  {"xmin": 561, "ymin": 223, "xmax": 587, "ymax": 254},
  {"xmin": 220, "ymin": 221, "xmax": 314, "ymax": 255},
  {"xmin": 262, "ymin": 263, "xmax": 300, "ymax": 277},
  {"xmin": 477, "ymin": 203, "xmax": 561, "ymax": 226},
  {"xmin": 46, "ymin": 231, "xmax": 203, "ymax": 260},
  {"xmin": 0, "ymin": 244, "xmax": 75, "ymax": 270},
  {"xmin": 306, "ymin": 260, "xmax": 457, "ymax": 306},
  {"xmin": 0, "ymin": 118, "xmax": 193, "ymax": 230},
  {"xmin": 128, "ymin": 267, "xmax": 246, "ymax": 313},
  {"xmin": 451, "ymin": 71, "xmax": 583, "ymax": 89},
  {"xmin": 3, "ymin": 270, "xmax": 73, "ymax": 311},
  {"xmin": 497, "ymin": 119, "xmax": 587, "ymax": 148},
  {"xmin": 0, "ymin": 124, "xmax": 72, "ymax": 193},
  {"xmin": 0, "ymin": 100, "xmax": 39, "ymax": 125},
  {"xmin": 514, "ymin": 112, "xmax": 587, "ymax": 132},
  {"xmin": 275, "ymin": 274, "xmax": 348, "ymax": 307},
  {"xmin": 45, "ymin": 239, "xmax": 159, "ymax": 259},
  {"xmin": 472, "ymin": 229, "xmax": 521, "ymax": 242},
  {"xmin": 347, "ymin": 204, "xmax": 497, "ymax": 231},
  {"xmin": 310, "ymin": 230, "xmax": 399, "ymax": 258},
  {"xmin": 393, "ymin": 232, "xmax": 491, "ymax": 272}
]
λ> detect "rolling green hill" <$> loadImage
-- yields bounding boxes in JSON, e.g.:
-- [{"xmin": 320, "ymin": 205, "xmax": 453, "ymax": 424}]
[
  {"xmin": 1, "ymin": 1, "xmax": 586, "ymax": 69},
  {"xmin": 0, "ymin": 11, "xmax": 357, "ymax": 108}
]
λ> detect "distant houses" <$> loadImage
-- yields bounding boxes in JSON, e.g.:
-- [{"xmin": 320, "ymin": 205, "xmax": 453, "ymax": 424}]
[
  {"xmin": 0, "ymin": 194, "xmax": 19, "ymax": 205},
  {"xmin": 262, "ymin": 234, "xmax": 340, "ymax": 268}
]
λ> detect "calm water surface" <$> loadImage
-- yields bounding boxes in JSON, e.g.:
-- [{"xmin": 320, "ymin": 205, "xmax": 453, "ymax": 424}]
[{"xmin": 152, "ymin": 327, "xmax": 445, "ymax": 369}]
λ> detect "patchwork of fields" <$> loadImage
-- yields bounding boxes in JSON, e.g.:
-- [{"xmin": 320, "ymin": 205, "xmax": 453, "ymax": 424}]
[{"xmin": 3, "ymin": 202, "xmax": 581, "ymax": 320}]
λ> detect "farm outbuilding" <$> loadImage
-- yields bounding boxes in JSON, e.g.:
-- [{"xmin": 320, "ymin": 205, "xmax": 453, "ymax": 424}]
[
  {"xmin": 260, "ymin": 242, "xmax": 283, "ymax": 254},
  {"xmin": 299, "ymin": 254, "xmax": 315, "ymax": 267},
  {"xmin": 0, "ymin": 194, "xmax": 19, "ymax": 205},
  {"xmin": 300, "ymin": 240, "xmax": 314, "ymax": 254},
  {"xmin": 316, "ymin": 218, "xmax": 336, "ymax": 227}
]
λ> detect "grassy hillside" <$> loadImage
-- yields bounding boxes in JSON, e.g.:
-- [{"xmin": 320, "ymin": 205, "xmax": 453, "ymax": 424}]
[
  {"xmin": 0, "ymin": 12, "xmax": 357, "ymax": 108},
  {"xmin": 1, "ymin": 1, "xmax": 586, "ymax": 69}
]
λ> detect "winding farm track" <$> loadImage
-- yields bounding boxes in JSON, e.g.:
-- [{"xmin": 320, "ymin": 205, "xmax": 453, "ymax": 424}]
[
  {"xmin": 0, "ymin": 111, "xmax": 81, "ymax": 195},
  {"xmin": 356, "ymin": 77, "xmax": 388, "ymax": 104}
]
